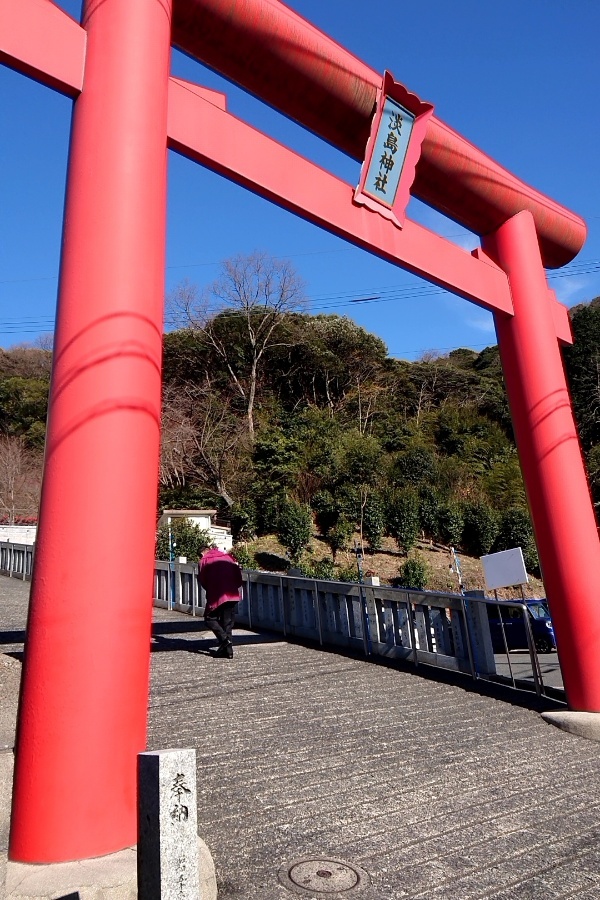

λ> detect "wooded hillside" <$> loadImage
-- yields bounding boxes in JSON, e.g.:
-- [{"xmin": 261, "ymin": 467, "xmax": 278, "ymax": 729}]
[{"xmin": 2, "ymin": 254, "xmax": 599, "ymax": 590}]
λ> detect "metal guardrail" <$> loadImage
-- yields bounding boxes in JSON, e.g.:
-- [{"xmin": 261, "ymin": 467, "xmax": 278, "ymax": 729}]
[
  {"xmin": 0, "ymin": 540, "xmax": 34, "ymax": 580},
  {"xmin": 152, "ymin": 560, "xmax": 562, "ymax": 700},
  {"xmin": 0, "ymin": 549, "xmax": 561, "ymax": 699},
  {"xmin": 0, "ymin": 549, "xmax": 558, "ymax": 699}
]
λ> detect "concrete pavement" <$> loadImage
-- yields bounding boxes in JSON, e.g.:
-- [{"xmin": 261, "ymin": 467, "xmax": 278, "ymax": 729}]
[{"xmin": 2, "ymin": 576, "xmax": 600, "ymax": 899}]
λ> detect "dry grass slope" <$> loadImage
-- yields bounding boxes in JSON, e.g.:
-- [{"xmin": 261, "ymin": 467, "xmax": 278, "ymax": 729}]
[{"xmin": 244, "ymin": 531, "xmax": 546, "ymax": 599}]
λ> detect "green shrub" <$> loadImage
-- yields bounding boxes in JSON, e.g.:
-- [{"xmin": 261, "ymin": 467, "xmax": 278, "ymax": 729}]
[
  {"xmin": 437, "ymin": 502, "xmax": 464, "ymax": 547},
  {"xmin": 297, "ymin": 557, "xmax": 335, "ymax": 580},
  {"xmin": 231, "ymin": 545, "xmax": 254, "ymax": 569},
  {"xmin": 156, "ymin": 518, "xmax": 212, "ymax": 561},
  {"xmin": 493, "ymin": 506, "xmax": 539, "ymax": 575},
  {"xmin": 230, "ymin": 503, "xmax": 256, "ymax": 542},
  {"xmin": 462, "ymin": 501, "xmax": 498, "ymax": 557},
  {"xmin": 363, "ymin": 495, "xmax": 385, "ymax": 553},
  {"xmin": 391, "ymin": 444, "xmax": 437, "ymax": 487},
  {"xmin": 335, "ymin": 565, "xmax": 359, "ymax": 583},
  {"xmin": 254, "ymin": 492, "xmax": 283, "ymax": 535},
  {"xmin": 418, "ymin": 487, "xmax": 441, "ymax": 539},
  {"xmin": 398, "ymin": 555, "xmax": 429, "ymax": 590},
  {"xmin": 276, "ymin": 499, "xmax": 313, "ymax": 564},
  {"xmin": 325, "ymin": 517, "xmax": 353, "ymax": 560},
  {"xmin": 386, "ymin": 489, "xmax": 420, "ymax": 554},
  {"xmin": 311, "ymin": 490, "xmax": 339, "ymax": 537}
]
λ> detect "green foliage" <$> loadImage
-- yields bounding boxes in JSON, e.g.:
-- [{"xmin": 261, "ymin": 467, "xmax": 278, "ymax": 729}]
[
  {"xmin": 155, "ymin": 518, "xmax": 212, "ymax": 561},
  {"xmin": 0, "ymin": 376, "xmax": 49, "ymax": 448},
  {"xmin": 162, "ymin": 329, "xmax": 207, "ymax": 385},
  {"xmin": 435, "ymin": 406, "xmax": 510, "ymax": 468},
  {"xmin": 11, "ymin": 302, "xmax": 600, "ymax": 586},
  {"xmin": 325, "ymin": 516, "xmax": 353, "ymax": 561},
  {"xmin": 336, "ymin": 484, "xmax": 362, "ymax": 525},
  {"xmin": 563, "ymin": 299, "xmax": 600, "ymax": 449},
  {"xmin": 386, "ymin": 489, "xmax": 420, "ymax": 554},
  {"xmin": 264, "ymin": 313, "xmax": 388, "ymax": 414},
  {"xmin": 586, "ymin": 444, "xmax": 600, "ymax": 507},
  {"xmin": 335, "ymin": 565, "xmax": 359, "ymax": 583},
  {"xmin": 276, "ymin": 499, "xmax": 313, "ymax": 564},
  {"xmin": 493, "ymin": 506, "xmax": 539, "ymax": 575},
  {"xmin": 255, "ymin": 493, "xmax": 283, "ymax": 535},
  {"xmin": 398, "ymin": 555, "xmax": 429, "ymax": 590},
  {"xmin": 251, "ymin": 428, "xmax": 300, "ymax": 534},
  {"xmin": 158, "ymin": 483, "xmax": 220, "ymax": 514},
  {"xmin": 483, "ymin": 455, "xmax": 527, "ymax": 510},
  {"xmin": 391, "ymin": 444, "xmax": 437, "ymax": 487},
  {"xmin": 418, "ymin": 487, "xmax": 441, "ymax": 538},
  {"xmin": 290, "ymin": 409, "xmax": 341, "ymax": 498},
  {"xmin": 447, "ymin": 348, "xmax": 478, "ymax": 369},
  {"xmin": 231, "ymin": 544, "xmax": 254, "ymax": 569},
  {"xmin": 462, "ymin": 501, "xmax": 499, "ymax": 557},
  {"xmin": 312, "ymin": 490, "xmax": 340, "ymax": 537},
  {"xmin": 363, "ymin": 494, "xmax": 385, "ymax": 553},
  {"xmin": 252, "ymin": 428, "xmax": 300, "ymax": 491},
  {"xmin": 435, "ymin": 456, "xmax": 478, "ymax": 500},
  {"xmin": 296, "ymin": 557, "xmax": 335, "ymax": 580},
  {"xmin": 230, "ymin": 502, "xmax": 256, "ymax": 542},
  {"xmin": 436, "ymin": 502, "xmax": 464, "ymax": 547},
  {"xmin": 336, "ymin": 431, "xmax": 383, "ymax": 486}
]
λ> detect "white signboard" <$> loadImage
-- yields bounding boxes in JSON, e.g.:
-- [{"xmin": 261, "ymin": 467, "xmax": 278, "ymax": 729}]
[{"xmin": 481, "ymin": 547, "xmax": 529, "ymax": 591}]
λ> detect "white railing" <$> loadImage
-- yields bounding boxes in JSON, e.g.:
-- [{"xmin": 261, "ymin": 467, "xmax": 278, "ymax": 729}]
[
  {"xmin": 0, "ymin": 548, "xmax": 558, "ymax": 699},
  {"xmin": 152, "ymin": 559, "xmax": 561, "ymax": 698},
  {"xmin": 0, "ymin": 540, "xmax": 34, "ymax": 579}
]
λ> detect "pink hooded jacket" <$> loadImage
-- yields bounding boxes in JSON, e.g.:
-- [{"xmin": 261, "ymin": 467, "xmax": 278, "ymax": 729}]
[{"xmin": 199, "ymin": 547, "xmax": 242, "ymax": 613}]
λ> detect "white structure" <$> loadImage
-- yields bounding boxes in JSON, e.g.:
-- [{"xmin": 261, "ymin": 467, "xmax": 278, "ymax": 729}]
[
  {"xmin": 0, "ymin": 525, "xmax": 37, "ymax": 545},
  {"xmin": 157, "ymin": 509, "xmax": 233, "ymax": 552}
]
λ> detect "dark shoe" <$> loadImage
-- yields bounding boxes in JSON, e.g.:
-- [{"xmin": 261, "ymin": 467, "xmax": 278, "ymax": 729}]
[{"xmin": 210, "ymin": 640, "xmax": 233, "ymax": 659}]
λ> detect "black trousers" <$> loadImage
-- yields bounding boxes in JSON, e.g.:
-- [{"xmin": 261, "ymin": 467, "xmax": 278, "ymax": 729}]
[{"xmin": 204, "ymin": 601, "xmax": 237, "ymax": 644}]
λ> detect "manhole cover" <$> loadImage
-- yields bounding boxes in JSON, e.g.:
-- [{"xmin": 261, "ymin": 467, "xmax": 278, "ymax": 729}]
[{"xmin": 279, "ymin": 857, "xmax": 369, "ymax": 896}]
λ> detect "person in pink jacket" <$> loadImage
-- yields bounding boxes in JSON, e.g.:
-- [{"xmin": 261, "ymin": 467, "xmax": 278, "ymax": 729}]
[{"xmin": 199, "ymin": 547, "xmax": 243, "ymax": 659}]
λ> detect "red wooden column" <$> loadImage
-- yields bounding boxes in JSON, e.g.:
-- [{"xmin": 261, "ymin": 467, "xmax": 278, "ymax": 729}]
[
  {"xmin": 484, "ymin": 211, "xmax": 600, "ymax": 712},
  {"xmin": 9, "ymin": 0, "xmax": 172, "ymax": 862}
]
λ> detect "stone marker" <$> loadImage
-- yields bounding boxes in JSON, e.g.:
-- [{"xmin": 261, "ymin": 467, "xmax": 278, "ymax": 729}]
[{"xmin": 138, "ymin": 749, "xmax": 201, "ymax": 900}]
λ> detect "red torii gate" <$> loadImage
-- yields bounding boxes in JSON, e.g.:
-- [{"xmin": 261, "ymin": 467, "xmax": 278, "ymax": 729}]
[{"xmin": 2, "ymin": 0, "xmax": 599, "ymax": 865}]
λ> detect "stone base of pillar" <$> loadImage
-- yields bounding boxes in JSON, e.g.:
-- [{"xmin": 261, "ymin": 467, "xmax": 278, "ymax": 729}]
[
  {"xmin": 3, "ymin": 838, "xmax": 217, "ymax": 900},
  {"xmin": 542, "ymin": 710, "xmax": 600, "ymax": 742}
]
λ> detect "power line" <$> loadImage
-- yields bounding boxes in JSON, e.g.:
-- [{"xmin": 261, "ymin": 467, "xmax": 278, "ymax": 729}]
[
  {"xmin": 2, "ymin": 260, "xmax": 600, "ymax": 336},
  {"xmin": 2, "ymin": 249, "xmax": 599, "ymax": 287},
  {"xmin": 388, "ymin": 342, "xmax": 494, "ymax": 357}
]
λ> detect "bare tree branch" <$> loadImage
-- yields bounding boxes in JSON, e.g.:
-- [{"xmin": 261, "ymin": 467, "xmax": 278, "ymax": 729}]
[
  {"xmin": 167, "ymin": 252, "xmax": 307, "ymax": 434},
  {"xmin": 0, "ymin": 436, "xmax": 42, "ymax": 523},
  {"xmin": 160, "ymin": 382, "xmax": 249, "ymax": 507}
]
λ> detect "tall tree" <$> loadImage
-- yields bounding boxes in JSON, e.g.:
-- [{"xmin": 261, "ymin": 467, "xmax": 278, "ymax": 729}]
[
  {"xmin": 0, "ymin": 435, "xmax": 42, "ymax": 523},
  {"xmin": 563, "ymin": 298, "xmax": 600, "ymax": 450},
  {"xmin": 160, "ymin": 382, "xmax": 249, "ymax": 508},
  {"xmin": 168, "ymin": 252, "xmax": 307, "ymax": 435}
]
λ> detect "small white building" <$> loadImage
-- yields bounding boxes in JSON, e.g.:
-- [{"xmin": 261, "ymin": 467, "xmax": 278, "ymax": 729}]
[{"xmin": 157, "ymin": 509, "xmax": 233, "ymax": 552}]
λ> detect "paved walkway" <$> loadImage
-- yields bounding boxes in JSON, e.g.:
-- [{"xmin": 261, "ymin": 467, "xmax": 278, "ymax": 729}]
[
  {"xmin": 2, "ymin": 577, "xmax": 600, "ymax": 899},
  {"xmin": 493, "ymin": 650, "xmax": 564, "ymax": 692}
]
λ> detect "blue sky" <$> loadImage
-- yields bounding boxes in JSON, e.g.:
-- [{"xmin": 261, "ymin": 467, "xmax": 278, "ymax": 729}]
[{"xmin": 1, "ymin": 0, "xmax": 599, "ymax": 358}]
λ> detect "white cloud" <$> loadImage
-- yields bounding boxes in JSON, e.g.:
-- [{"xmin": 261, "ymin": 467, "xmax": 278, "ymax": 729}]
[
  {"xmin": 407, "ymin": 198, "xmax": 479, "ymax": 251},
  {"xmin": 465, "ymin": 312, "xmax": 496, "ymax": 333},
  {"xmin": 450, "ymin": 233, "xmax": 480, "ymax": 252},
  {"xmin": 549, "ymin": 275, "xmax": 595, "ymax": 306}
]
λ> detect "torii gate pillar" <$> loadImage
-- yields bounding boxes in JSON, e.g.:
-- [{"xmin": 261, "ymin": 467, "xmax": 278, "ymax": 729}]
[
  {"xmin": 485, "ymin": 211, "xmax": 600, "ymax": 712},
  {"xmin": 8, "ymin": 0, "xmax": 172, "ymax": 862}
]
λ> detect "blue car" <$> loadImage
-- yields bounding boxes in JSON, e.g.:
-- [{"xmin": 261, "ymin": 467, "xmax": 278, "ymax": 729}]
[{"xmin": 487, "ymin": 599, "xmax": 556, "ymax": 655}]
